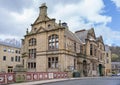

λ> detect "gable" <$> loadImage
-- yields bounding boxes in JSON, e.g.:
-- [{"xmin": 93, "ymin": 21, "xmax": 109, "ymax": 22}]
[
  {"xmin": 99, "ymin": 36, "xmax": 103, "ymax": 43},
  {"xmin": 33, "ymin": 17, "xmax": 39, "ymax": 25},
  {"xmin": 34, "ymin": 17, "xmax": 50, "ymax": 25},
  {"xmin": 87, "ymin": 28, "xmax": 96, "ymax": 39}
]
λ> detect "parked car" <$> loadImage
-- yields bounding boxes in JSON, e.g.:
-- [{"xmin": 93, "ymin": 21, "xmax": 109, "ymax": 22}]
[
  {"xmin": 117, "ymin": 73, "xmax": 120, "ymax": 76},
  {"xmin": 111, "ymin": 74, "xmax": 117, "ymax": 77}
]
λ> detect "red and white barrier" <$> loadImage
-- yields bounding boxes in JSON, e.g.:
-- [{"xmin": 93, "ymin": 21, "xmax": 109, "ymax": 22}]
[
  {"xmin": 0, "ymin": 74, "xmax": 6, "ymax": 84},
  {"xmin": 0, "ymin": 72, "xmax": 68, "ymax": 84},
  {"xmin": 7, "ymin": 73, "xmax": 15, "ymax": 83}
]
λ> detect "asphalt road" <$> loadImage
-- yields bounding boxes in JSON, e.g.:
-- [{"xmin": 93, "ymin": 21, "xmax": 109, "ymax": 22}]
[{"xmin": 37, "ymin": 77, "xmax": 120, "ymax": 85}]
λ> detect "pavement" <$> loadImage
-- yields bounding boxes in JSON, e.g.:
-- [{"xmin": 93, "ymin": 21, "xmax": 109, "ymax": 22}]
[
  {"xmin": 9, "ymin": 77, "xmax": 120, "ymax": 85},
  {"xmin": 9, "ymin": 78, "xmax": 70, "ymax": 85},
  {"xmin": 9, "ymin": 77, "xmax": 90, "ymax": 85}
]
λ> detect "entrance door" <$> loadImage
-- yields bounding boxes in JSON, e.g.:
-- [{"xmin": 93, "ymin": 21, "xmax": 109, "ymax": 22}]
[
  {"xmin": 83, "ymin": 60, "xmax": 87, "ymax": 76},
  {"xmin": 99, "ymin": 64, "xmax": 102, "ymax": 76}
]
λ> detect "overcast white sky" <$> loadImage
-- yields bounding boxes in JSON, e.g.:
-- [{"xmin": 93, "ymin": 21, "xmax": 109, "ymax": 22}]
[{"xmin": 0, "ymin": 0, "xmax": 120, "ymax": 46}]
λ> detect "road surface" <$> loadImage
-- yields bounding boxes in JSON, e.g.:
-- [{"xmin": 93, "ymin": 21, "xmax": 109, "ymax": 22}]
[{"xmin": 37, "ymin": 77, "xmax": 120, "ymax": 85}]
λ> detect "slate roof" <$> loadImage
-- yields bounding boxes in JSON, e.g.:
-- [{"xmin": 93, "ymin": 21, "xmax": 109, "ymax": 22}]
[
  {"xmin": 75, "ymin": 29, "xmax": 88, "ymax": 43},
  {"xmin": 65, "ymin": 29, "xmax": 82, "ymax": 43},
  {"xmin": 0, "ymin": 41, "xmax": 21, "ymax": 48}
]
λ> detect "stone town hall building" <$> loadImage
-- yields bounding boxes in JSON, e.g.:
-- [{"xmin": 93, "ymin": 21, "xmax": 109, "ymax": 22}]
[{"xmin": 21, "ymin": 3, "xmax": 108, "ymax": 77}]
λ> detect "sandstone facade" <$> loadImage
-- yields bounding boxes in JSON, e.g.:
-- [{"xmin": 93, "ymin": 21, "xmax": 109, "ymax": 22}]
[
  {"xmin": 21, "ymin": 3, "xmax": 111, "ymax": 77},
  {"xmin": 0, "ymin": 42, "xmax": 21, "ymax": 73}
]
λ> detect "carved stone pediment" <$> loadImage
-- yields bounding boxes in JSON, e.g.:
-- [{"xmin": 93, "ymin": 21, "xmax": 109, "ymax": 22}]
[{"xmin": 36, "ymin": 26, "xmax": 47, "ymax": 33}]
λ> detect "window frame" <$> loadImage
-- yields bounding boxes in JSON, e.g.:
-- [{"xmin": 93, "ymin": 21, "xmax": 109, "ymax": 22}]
[
  {"xmin": 18, "ymin": 56, "xmax": 20, "ymax": 62},
  {"xmin": 74, "ymin": 43, "xmax": 76, "ymax": 52},
  {"xmin": 29, "ymin": 49, "xmax": 36, "ymax": 59},
  {"xmin": 90, "ymin": 44, "xmax": 93, "ymax": 55},
  {"xmin": 3, "ymin": 56, "xmax": 6, "ymax": 61},
  {"xmin": 3, "ymin": 48, "xmax": 7, "ymax": 52},
  {"xmin": 48, "ymin": 57, "xmax": 58, "ymax": 69},
  {"xmin": 11, "ymin": 57, "xmax": 14, "ymax": 62},
  {"xmin": 48, "ymin": 34, "xmax": 59, "ymax": 50},
  {"xmin": 29, "ymin": 38, "xmax": 36, "ymax": 46},
  {"xmin": 27, "ymin": 62, "xmax": 36, "ymax": 69}
]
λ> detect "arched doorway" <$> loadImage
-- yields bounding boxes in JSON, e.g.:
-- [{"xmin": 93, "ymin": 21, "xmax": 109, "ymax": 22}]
[
  {"xmin": 99, "ymin": 64, "xmax": 103, "ymax": 76},
  {"xmin": 83, "ymin": 60, "xmax": 87, "ymax": 77}
]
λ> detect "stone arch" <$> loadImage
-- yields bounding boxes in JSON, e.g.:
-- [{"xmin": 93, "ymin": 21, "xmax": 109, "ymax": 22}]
[{"xmin": 83, "ymin": 60, "xmax": 87, "ymax": 77}]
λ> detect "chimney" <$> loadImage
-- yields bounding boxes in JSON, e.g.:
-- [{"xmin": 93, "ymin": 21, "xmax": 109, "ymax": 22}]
[
  {"xmin": 62, "ymin": 22, "xmax": 68, "ymax": 28},
  {"xmin": 39, "ymin": 3, "xmax": 47, "ymax": 16}
]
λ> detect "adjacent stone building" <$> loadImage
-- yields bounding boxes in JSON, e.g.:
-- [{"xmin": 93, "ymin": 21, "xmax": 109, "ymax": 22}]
[
  {"xmin": 0, "ymin": 41, "xmax": 22, "ymax": 73},
  {"xmin": 21, "ymin": 3, "xmax": 110, "ymax": 77},
  {"xmin": 75, "ymin": 29, "xmax": 105, "ymax": 76},
  {"xmin": 105, "ymin": 45, "xmax": 112, "ymax": 76}
]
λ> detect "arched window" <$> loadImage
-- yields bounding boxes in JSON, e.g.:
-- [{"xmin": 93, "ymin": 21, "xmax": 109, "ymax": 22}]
[
  {"xmin": 48, "ymin": 34, "xmax": 59, "ymax": 50},
  {"xmin": 29, "ymin": 38, "xmax": 36, "ymax": 46}
]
